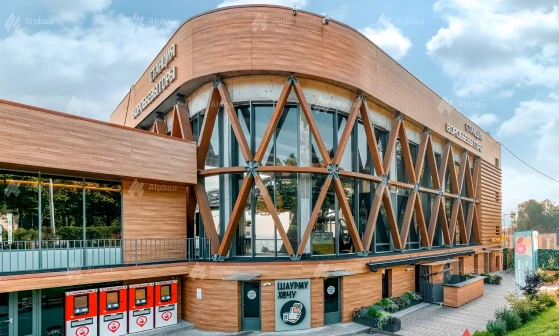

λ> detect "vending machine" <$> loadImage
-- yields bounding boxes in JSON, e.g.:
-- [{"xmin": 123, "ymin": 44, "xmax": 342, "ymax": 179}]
[
  {"xmin": 65, "ymin": 289, "xmax": 98, "ymax": 336},
  {"xmin": 128, "ymin": 283, "xmax": 154, "ymax": 333},
  {"xmin": 154, "ymin": 280, "xmax": 178, "ymax": 328},
  {"xmin": 99, "ymin": 285, "xmax": 128, "ymax": 336}
]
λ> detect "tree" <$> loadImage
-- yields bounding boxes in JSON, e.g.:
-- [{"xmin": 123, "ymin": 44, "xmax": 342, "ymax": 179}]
[{"xmin": 515, "ymin": 199, "xmax": 559, "ymax": 234}]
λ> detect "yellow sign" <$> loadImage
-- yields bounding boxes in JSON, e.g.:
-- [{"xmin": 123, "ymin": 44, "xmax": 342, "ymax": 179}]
[{"xmin": 490, "ymin": 236, "xmax": 506, "ymax": 243}]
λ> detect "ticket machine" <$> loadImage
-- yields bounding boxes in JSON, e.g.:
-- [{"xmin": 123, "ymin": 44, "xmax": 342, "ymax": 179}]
[
  {"xmin": 65, "ymin": 289, "xmax": 98, "ymax": 336},
  {"xmin": 99, "ymin": 285, "xmax": 128, "ymax": 336},
  {"xmin": 128, "ymin": 283, "xmax": 154, "ymax": 333},
  {"xmin": 154, "ymin": 280, "xmax": 178, "ymax": 328}
]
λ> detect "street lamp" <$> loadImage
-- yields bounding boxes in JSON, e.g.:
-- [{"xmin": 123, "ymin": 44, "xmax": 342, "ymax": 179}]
[{"xmin": 503, "ymin": 211, "xmax": 516, "ymax": 247}]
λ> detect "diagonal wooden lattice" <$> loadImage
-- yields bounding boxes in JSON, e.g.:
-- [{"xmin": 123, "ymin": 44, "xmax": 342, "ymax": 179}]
[{"xmin": 149, "ymin": 75, "xmax": 484, "ymax": 259}]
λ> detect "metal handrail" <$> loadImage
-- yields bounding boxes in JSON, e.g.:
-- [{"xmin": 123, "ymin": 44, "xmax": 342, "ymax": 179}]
[{"xmin": 0, "ymin": 237, "xmax": 211, "ymax": 274}]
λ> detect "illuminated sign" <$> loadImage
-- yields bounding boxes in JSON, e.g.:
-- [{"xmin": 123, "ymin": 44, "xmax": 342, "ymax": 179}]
[{"xmin": 490, "ymin": 236, "xmax": 506, "ymax": 243}]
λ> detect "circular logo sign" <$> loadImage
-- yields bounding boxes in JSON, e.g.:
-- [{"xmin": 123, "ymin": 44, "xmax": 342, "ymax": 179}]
[
  {"xmin": 161, "ymin": 311, "xmax": 173, "ymax": 321},
  {"xmin": 75, "ymin": 326, "xmax": 89, "ymax": 336},
  {"xmin": 108, "ymin": 321, "xmax": 120, "ymax": 333},
  {"xmin": 136, "ymin": 315, "xmax": 148, "ymax": 327},
  {"xmin": 327, "ymin": 286, "xmax": 335, "ymax": 295},
  {"xmin": 247, "ymin": 290, "xmax": 257, "ymax": 300},
  {"xmin": 280, "ymin": 300, "xmax": 306, "ymax": 325}
]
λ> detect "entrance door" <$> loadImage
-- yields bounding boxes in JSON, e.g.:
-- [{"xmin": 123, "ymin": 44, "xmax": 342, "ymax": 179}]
[
  {"xmin": 323, "ymin": 277, "xmax": 340, "ymax": 325},
  {"xmin": 0, "ymin": 291, "xmax": 40, "ymax": 336},
  {"xmin": 241, "ymin": 281, "xmax": 261, "ymax": 331},
  {"xmin": 381, "ymin": 269, "xmax": 391, "ymax": 298}
]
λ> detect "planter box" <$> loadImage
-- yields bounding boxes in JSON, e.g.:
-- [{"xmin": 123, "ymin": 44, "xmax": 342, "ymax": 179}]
[
  {"xmin": 384, "ymin": 320, "xmax": 401, "ymax": 332},
  {"xmin": 352, "ymin": 316, "xmax": 377, "ymax": 328},
  {"xmin": 352, "ymin": 316, "xmax": 401, "ymax": 332}
]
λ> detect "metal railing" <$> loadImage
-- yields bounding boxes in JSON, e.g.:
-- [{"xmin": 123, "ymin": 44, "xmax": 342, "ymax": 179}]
[{"xmin": 0, "ymin": 237, "xmax": 211, "ymax": 274}]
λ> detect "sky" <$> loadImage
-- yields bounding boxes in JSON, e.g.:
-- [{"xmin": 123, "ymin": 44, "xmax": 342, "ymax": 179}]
[{"xmin": 0, "ymin": 0, "xmax": 558, "ymax": 225}]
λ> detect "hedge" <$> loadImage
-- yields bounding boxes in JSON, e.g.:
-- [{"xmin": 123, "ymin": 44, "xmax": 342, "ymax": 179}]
[{"xmin": 503, "ymin": 248, "xmax": 559, "ymax": 271}]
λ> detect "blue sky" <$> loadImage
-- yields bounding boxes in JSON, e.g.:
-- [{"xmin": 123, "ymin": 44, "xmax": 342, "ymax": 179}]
[{"xmin": 1, "ymin": 0, "xmax": 558, "ymax": 220}]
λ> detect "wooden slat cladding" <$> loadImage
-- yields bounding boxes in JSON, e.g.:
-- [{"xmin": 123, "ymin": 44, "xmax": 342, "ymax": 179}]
[
  {"xmin": 480, "ymin": 159, "xmax": 502, "ymax": 247},
  {"xmin": 182, "ymin": 278, "xmax": 241, "ymax": 332},
  {"xmin": 443, "ymin": 279, "xmax": 484, "ymax": 307},
  {"xmin": 341, "ymin": 273, "xmax": 382, "ymax": 322},
  {"xmin": 0, "ymin": 100, "xmax": 196, "ymax": 185},
  {"xmin": 389, "ymin": 266, "xmax": 415, "ymax": 297},
  {"xmin": 110, "ymin": 5, "xmax": 500, "ymax": 164}
]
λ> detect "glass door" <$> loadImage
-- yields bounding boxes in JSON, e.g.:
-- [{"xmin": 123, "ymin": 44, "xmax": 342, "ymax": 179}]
[
  {"xmin": 0, "ymin": 291, "xmax": 41, "ymax": 336},
  {"xmin": 241, "ymin": 281, "xmax": 261, "ymax": 331},
  {"xmin": 323, "ymin": 277, "xmax": 340, "ymax": 325},
  {"xmin": 0, "ymin": 292, "xmax": 13, "ymax": 336}
]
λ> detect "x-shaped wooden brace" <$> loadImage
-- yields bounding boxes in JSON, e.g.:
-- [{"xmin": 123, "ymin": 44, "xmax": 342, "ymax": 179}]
[{"xmin": 296, "ymin": 90, "xmax": 367, "ymax": 257}]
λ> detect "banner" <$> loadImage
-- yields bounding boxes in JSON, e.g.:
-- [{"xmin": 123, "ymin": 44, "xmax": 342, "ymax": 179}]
[{"xmin": 514, "ymin": 230, "xmax": 539, "ymax": 294}]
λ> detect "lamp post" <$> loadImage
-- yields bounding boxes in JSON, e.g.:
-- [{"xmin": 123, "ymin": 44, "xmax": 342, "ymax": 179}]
[{"xmin": 502, "ymin": 211, "xmax": 516, "ymax": 247}]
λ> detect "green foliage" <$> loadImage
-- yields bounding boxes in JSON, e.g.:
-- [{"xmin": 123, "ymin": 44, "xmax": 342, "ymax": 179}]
[
  {"xmin": 535, "ymin": 292, "xmax": 557, "ymax": 308},
  {"xmin": 495, "ymin": 307, "xmax": 522, "ymax": 331},
  {"xmin": 378, "ymin": 298, "xmax": 398, "ymax": 313},
  {"xmin": 403, "ymin": 291, "xmax": 422, "ymax": 301},
  {"xmin": 375, "ymin": 310, "xmax": 391, "ymax": 330},
  {"xmin": 486, "ymin": 319, "xmax": 508, "ymax": 336},
  {"xmin": 539, "ymin": 249, "xmax": 559, "ymax": 270},
  {"xmin": 505, "ymin": 294, "xmax": 539, "ymax": 323},
  {"xmin": 391, "ymin": 296, "xmax": 408, "ymax": 310},
  {"xmin": 507, "ymin": 306, "xmax": 559, "ymax": 336},
  {"xmin": 473, "ymin": 331, "xmax": 495, "ymax": 336},
  {"xmin": 367, "ymin": 307, "xmax": 379, "ymax": 318}
]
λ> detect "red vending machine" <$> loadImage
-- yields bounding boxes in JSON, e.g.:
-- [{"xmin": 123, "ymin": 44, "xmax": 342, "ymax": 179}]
[
  {"xmin": 99, "ymin": 285, "xmax": 127, "ymax": 336},
  {"xmin": 65, "ymin": 289, "xmax": 98, "ymax": 336},
  {"xmin": 154, "ymin": 280, "xmax": 178, "ymax": 328},
  {"xmin": 128, "ymin": 283, "xmax": 154, "ymax": 333}
]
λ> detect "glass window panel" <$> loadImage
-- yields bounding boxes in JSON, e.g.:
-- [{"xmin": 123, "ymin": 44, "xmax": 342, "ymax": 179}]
[
  {"xmin": 311, "ymin": 174, "xmax": 335, "ymax": 255},
  {"xmin": 41, "ymin": 176, "xmax": 83, "ymax": 240},
  {"xmin": 275, "ymin": 105, "xmax": 298, "ymax": 167},
  {"xmin": 253, "ymin": 104, "xmax": 275, "ymax": 166},
  {"xmin": 357, "ymin": 179, "xmax": 373, "ymax": 250},
  {"xmin": 374, "ymin": 128, "xmax": 388, "ymax": 175},
  {"xmin": 338, "ymin": 177, "xmax": 355, "ymax": 254},
  {"xmin": 233, "ymin": 105, "xmax": 251, "ymax": 166},
  {"xmin": 205, "ymin": 111, "xmax": 221, "ymax": 168},
  {"xmin": 85, "ymin": 180, "xmax": 121, "ymax": 240},
  {"xmin": 18, "ymin": 290, "xmax": 33, "ymax": 336},
  {"xmin": 375, "ymin": 200, "xmax": 391, "ymax": 252},
  {"xmin": 0, "ymin": 171, "xmax": 39, "ymax": 242},
  {"xmin": 233, "ymin": 173, "xmax": 252, "ymax": 256},
  {"xmin": 254, "ymin": 173, "xmax": 276, "ymax": 256},
  {"xmin": 276, "ymin": 172, "xmax": 298, "ymax": 254},
  {"xmin": 311, "ymin": 107, "xmax": 334, "ymax": 167},
  {"xmin": 205, "ymin": 175, "xmax": 221, "ymax": 236},
  {"xmin": 356, "ymin": 122, "xmax": 372, "ymax": 174},
  {"xmin": 336, "ymin": 114, "xmax": 353, "ymax": 172}
]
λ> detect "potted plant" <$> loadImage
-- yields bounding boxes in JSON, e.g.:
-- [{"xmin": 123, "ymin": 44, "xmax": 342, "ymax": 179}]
[
  {"xmin": 403, "ymin": 291, "xmax": 423, "ymax": 306},
  {"xmin": 352, "ymin": 306, "xmax": 378, "ymax": 327}
]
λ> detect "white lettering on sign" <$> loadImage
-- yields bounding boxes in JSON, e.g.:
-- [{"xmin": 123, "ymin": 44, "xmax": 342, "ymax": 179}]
[
  {"xmin": 446, "ymin": 123, "xmax": 483, "ymax": 152},
  {"xmin": 149, "ymin": 44, "xmax": 176, "ymax": 82},
  {"xmin": 132, "ymin": 66, "xmax": 176, "ymax": 119}
]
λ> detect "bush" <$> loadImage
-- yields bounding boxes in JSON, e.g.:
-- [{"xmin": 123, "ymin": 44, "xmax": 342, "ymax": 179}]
[
  {"xmin": 520, "ymin": 269, "xmax": 544, "ymax": 296},
  {"xmin": 376, "ymin": 310, "xmax": 390, "ymax": 330},
  {"xmin": 535, "ymin": 292, "xmax": 557, "ymax": 308},
  {"xmin": 378, "ymin": 298, "xmax": 398, "ymax": 313},
  {"xmin": 403, "ymin": 291, "xmax": 422, "ymax": 301},
  {"xmin": 367, "ymin": 307, "xmax": 379, "ymax": 318},
  {"xmin": 473, "ymin": 331, "xmax": 495, "ymax": 336},
  {"xmin": 494, "ymin": 307, "xmax": 521, "ymax": 331},
  {"xmin": 391, "ymin": 297, "xmax": 408, "ymax": 310},
  {"xmin": 505, "ymin": 293, "xmax": 538, "ymax": 323},
  {"xmin": 486, "ymin": 320, "xmax": 507, "ymax": 336}
]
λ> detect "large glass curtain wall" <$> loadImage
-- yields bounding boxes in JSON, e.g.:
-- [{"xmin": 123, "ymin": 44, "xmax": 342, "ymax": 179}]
[
  {"xmin": 0, "ymin": 171, "xmax": 121, "ymax": 243},
  {"xmin": 194, "ymin": 100, "xmax": 476, "ymax": 258}
]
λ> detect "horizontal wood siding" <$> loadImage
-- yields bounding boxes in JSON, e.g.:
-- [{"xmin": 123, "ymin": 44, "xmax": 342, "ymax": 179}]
[
  {"xmin": 443, "ymin": 279, "xmax": 484, "ymax": 307},
  {"xmin": 0, "ymin": 100, "xmax": 196, "ymax": 185},
  {"xmin": 389, "ymin": 266, "xmax": 415, "ymax": 297},
  {"xmin": 341, "ymin": 273, "xmax": 382, "ymax": 322}
]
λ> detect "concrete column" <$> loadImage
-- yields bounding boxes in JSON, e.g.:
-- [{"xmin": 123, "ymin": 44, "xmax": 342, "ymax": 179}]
[{"xmin": 299, "ymin": 106, "xmax": 311, "ymax": 254}]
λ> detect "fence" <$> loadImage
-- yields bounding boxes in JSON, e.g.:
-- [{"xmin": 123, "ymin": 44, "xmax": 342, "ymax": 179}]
[{"xmin": 0, "ymin": 237, "xmax": 211, "ymax": 274}]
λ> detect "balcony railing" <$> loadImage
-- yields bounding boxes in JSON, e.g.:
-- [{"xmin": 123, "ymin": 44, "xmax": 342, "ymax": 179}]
[{"xmin": 0, "ymin": 238, "xmax": 211, "ymax": 274}]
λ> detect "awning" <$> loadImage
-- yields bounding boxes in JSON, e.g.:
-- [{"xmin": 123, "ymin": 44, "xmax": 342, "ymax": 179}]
[
  {"xmin": 223, "ymin": 273, "xmax": 261, "ymax": 281},
  {"xmin": 326, "ymin": 270, "xmax": 355, "ymax": 277},
  {"xmin": 421, "ymin": 259, "xmax": 459, "ymax": 267},
  {"xmin": 368, "ymin": 250, "xmax": 475, "ymax": 272}
]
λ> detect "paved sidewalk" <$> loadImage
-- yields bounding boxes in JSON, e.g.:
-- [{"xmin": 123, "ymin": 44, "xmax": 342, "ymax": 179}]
[{"xmin": 395, "ymin": 270, "xmax": 515, "ymax": 336}]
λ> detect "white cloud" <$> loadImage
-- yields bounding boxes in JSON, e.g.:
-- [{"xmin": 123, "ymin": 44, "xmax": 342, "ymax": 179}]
[
  {"xmin": 427, "ymin": 1, "xmax": 559, "ymax": 96},
  {"xmin": 217, "ymin": 0, "xmax": 307, "ymax": 8},
  {"xmin": 44, "ymin": 0, "xmax": 112, "ymax": 23},
  {"xmin": 321, "ymin": 5, "xmax": 349, "ymax": 21},
  {"xmin": 469, "ymin": 113, "xmax": 500, "ymax": 128},
  {"xmin": 498, "ymin": 93, "xmax": 559, "ymax": 137},
  {"xmin": 502, "ymin": 164, "xmax": 559, "ymax": 214},
  {"xmin": 361, "ymin": 15, "xmax": 412, "ymax": 61},
  {"xmin": 0, "ymin": 13, "xmax": 178, "ymax": 121}
]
